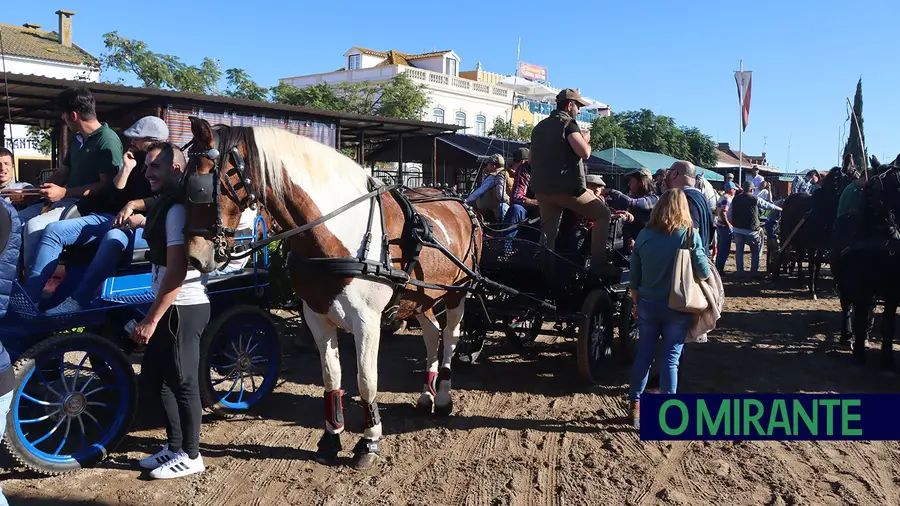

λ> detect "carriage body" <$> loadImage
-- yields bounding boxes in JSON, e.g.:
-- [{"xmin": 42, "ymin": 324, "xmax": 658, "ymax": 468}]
[{"xmin": 0, "ymin": 207, "xmax": 281, "ymax": 475}]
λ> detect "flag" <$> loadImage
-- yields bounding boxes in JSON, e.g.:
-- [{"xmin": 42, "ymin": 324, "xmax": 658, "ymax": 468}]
[{"xmin": 735, "ymin": 70, "xmax": 753, "ymax": 131}]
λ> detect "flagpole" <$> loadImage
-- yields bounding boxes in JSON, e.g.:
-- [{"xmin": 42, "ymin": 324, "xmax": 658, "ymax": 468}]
[
  {"xmin": 509, "ymin": 37, "xmax": 521, "ymax": 128},
  {"xmin": 738, "ymin": 59, "xmax": 744, "ymax": 184}
]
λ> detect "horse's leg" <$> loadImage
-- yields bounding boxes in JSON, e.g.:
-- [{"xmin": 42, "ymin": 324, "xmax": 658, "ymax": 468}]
[
  {"xmin": 350, "ymin": 310, "xmax": 385, "ymax": 469},
  {"xmin": 839, "ymin": 291, "xmax": 852, "ymax": 346},
  {"xmin": 304, "ymin": 304, "xmax": 344, "ymax": 465},
  {"xmin": 414, "ymin": 310, "xmax": 441, "ymax": 413},
  {"xmin": 808, "ymin": 255, "xmax": 818, "ymax": 300},
  {"xmin": 434, "ymin": 301, "xmax": 465, "ymax": 417},
  {"xmin": 852, "ymin": 298, "xmax": 872, "ymax": 365},
  {"xmin": 880, "ymin": 299, "xmax": 897, "ymax": 371}
]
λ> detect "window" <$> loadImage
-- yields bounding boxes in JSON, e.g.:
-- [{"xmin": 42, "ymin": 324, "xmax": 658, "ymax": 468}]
[
  {"xmin": 433, "ymin": 108, "xmax": 444, "ymax": 123},
  {"xmin": 348, "ymin": 54, "xmax": 361, "ymax": 70},
  {"xmin": 455, "ymin": 111, "xmax": 466, "ymax": 127},
  {"xmin": 475, "ymin": 115, "xmax": 486, "ymax": 136},
  {"xmin": 445, "ymin": 57, "xmax": 458, "ymax": 76}
]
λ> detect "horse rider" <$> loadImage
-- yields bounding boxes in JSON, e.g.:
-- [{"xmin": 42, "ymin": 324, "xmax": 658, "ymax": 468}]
[
  {"xmin": 529, "ymin": 88, "xmax": 619, "ymax": 278},
  {"xmin": 791, "ymin": 169, "xmax": 820, "ymax": 195},
  {"xmin": 502, "ymin": 147, "xmax": 539, "ymax": 237}
]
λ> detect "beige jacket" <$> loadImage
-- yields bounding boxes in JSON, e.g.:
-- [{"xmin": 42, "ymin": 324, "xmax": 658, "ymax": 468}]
[{"xmin": 687, "ymin": 267, "xmax": 725, "ymax": 343}]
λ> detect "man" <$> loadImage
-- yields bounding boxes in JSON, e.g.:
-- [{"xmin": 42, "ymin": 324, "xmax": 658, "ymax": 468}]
[
  {"xmin": 746, "ymin": 165, "xmax": 765, "ymax": 189},
  {"xmin": 653, "ymin": 169, "xmax": 666, "ymax": 196},
  {"xmin": 502, "ymin": 147, "xmax": 539, "ymax": 236},
  {"xmin": 791, "ymin": 169, "xmax": 820, "ymax": 195},
  {"xmin": 605, "ymin": 168, "xmax": 658, "ymax": 250},
  {"xmin": 130, "ymin": 142, "xmax": 210, "ymax": 479},
  {"xmin": 664, "ymin": 161, "xmax": 714, "ymax": 255},
  {"xmin": 0, "ymin": 148, "xmax": 33, "ymax": 208},
  {"xmin": 18, "ymin": 88, "xmax": 123, "ymax": 270},
  {"xmin": 714, "ymin": 184, "xmax": 736, "ymax": 274},
  {"xmin": 728, "ymin": 181, "xmax": 782, "ymax": 277},
  {"xmin": 557, "ymin": 174, "xmax": 607, "ymax": 259},
  {"xmin": 24, "ymin": 116, "xmax": 165, "ymax": 311},
  {"xmin": 530, "ymin": 88, "xmax": 617, "ymax": 277},
  {"xmin": 465, "ymin": 154, "xmax": 508, "ymax": 221}
]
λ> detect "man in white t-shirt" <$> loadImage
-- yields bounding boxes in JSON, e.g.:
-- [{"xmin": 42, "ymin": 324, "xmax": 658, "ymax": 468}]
[
  {"xmin": 128, "ymin": 142, "xmax": 210, "ymax": 480},
  {"xmin": 746, "ymin": 165, "xmax": 765, "ymax": 189}
]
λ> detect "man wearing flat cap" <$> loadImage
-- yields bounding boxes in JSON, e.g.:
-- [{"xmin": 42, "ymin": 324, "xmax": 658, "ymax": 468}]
[{"xmin": 530, "ymin": 88, "xmax": 618, "ymax": 278}]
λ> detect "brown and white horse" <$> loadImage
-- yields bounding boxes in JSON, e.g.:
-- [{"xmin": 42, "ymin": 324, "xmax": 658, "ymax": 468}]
[{"xmin": 180, "ymin": 117, "xmax": 480, "ymax": 469}]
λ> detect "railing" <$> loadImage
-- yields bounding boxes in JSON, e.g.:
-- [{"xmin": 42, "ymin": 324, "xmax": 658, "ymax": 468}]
[{"xmin": 399, "ymin": 67, "xmax": 509, "ymax": 100}]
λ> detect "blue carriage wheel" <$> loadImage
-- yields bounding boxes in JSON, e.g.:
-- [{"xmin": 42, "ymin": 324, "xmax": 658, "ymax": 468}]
[
  {"xmin": 199, "ymin": 305, "xmax": 281, "ymax": 416},
  {"xmin": 3, "ymin": 333, "xmax": 137, "ymax": 475}
]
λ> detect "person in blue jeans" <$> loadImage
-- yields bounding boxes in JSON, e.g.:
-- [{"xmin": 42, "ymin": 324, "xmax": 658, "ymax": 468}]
[
  {"xmin": 23, "ymin": 116, "xmax": 168, "ymax": 312},
  {"xmin": 627, "ymin": 189, "xmax": 711, "ymax": 429},
  {"xmin": 714, "ymin": 184, "xmax": 736, "ymax": 273}
]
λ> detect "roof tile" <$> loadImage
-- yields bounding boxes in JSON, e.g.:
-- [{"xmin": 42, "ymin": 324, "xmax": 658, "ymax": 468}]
[{"xmin": 0, "ymin": 24, "xmax": 97, "ymax": 66}]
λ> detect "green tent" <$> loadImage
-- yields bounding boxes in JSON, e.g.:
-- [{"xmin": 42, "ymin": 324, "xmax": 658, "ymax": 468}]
[{"xmin": 593, "ymin": 147, "xmax": 724, "ymax": 182}]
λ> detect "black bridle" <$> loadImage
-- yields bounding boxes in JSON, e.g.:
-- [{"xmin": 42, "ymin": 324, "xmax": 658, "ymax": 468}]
[{"xmin": 182, "ymin": 133, "xmax": 260, "ymax": 263}]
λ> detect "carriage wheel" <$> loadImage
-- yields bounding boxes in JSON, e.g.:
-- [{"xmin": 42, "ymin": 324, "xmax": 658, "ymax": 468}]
[
  {"xmin": 577, "ymin": 289, "xmax": 616, "ymax": 384},
  {"xmin": 199, "ymin": 305, "xmax": 282, "ymax": 417},
  {"xmin": 454, "ymin": 298, "xmax": 488, "ymax": 365},
  {"xmin": 618, "ymin": 294, "xmax": 639, "ymax": 362},
  {"xmin": 3, "ymin": 333, "xmax": 137, "ymax": 475},
  {"xmin": 505, "ymin": 310, "xmax": 543, "ymax": 348}
]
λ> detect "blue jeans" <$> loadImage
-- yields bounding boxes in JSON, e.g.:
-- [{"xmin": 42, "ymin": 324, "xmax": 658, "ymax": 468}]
[
  {"xmin": 734, "ymin": 230, "xmax": 761, "ymax": 275},
  {"xmin": 629, "ymin": 296, "xmax": 692, "ymax": 401},
  {"xmin": 18, "ymin": 198, "xmax": 79, "ymax": 271},
  {"xmin": 0, "ymin": 389, "xmax": 12, "ymax": 506},
  {"xmin": 715, "ymin": 226, "xmax": 732, "ymax": 274},
  {"xmin": 501, "ymin": 204, "xmax": 529, "ymax": 237}
]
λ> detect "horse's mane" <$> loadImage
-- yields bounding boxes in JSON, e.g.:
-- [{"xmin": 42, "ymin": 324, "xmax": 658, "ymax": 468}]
[
  {"xmin": 862, "ymin": 163, "xmax": 900, "ymax": 240},
  {"xmin": 213, "ymin": 126, "xmax": 369, "ymax": 204}
]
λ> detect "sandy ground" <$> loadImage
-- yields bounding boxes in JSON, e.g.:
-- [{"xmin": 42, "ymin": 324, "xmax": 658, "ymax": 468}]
[{"xmin": 2, "ymin": 253, "xmax": 899, "ymax": 506}]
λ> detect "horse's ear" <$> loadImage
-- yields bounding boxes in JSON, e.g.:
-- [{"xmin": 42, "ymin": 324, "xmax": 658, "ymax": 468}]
[
  {"xmin": 871, "ymin": 155, "xmax": 881, "ymax": 169},
  {"xmin": 189, "ymin": 117, "xmax": 214, "ymax": 148},
  {"xmin": 893, "ymin": 153, "xmax": 900, "ymax": 167}
]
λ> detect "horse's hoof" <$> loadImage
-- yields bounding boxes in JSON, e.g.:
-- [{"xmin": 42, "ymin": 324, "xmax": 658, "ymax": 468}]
[
  {"xmin": 434, "ymin": 397, "xmax": 453, "ymax": 417},
  {"xmin": 352, "ymin": 438, "xmax": 382, "ymax": 470},
  {"xmin": 315, "ymin": 432, "xmax": 342, "ymax": 465},
  {"xmin": 416, "ymin": 394, "xmax": 434, "ymax": 413}
]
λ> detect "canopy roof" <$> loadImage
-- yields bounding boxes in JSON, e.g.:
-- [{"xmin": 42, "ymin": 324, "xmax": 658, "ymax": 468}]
[{"xmin": 592, "ymin": 147, "xmax": 724, "ymax": 181}]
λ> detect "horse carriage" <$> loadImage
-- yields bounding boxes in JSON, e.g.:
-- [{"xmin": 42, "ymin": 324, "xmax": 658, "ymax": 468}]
[
  {"xmin": 0, "ymin": 200, "xmax": 281, "ymax": 475},
  {"xmin": 454, "ymin": 216, "xmax": 637, "ymax": 384}
]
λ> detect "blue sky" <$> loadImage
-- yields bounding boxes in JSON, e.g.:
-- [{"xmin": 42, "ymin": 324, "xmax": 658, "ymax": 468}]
[{"xmin": 6, "ymin": 0, "xmax": 900, "ymax": 172}]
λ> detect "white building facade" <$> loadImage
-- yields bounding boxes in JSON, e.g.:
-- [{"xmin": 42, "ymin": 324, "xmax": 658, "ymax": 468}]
[{"xmin": 280, "ymin": 47, "xmax": 516, "ymax": 136}]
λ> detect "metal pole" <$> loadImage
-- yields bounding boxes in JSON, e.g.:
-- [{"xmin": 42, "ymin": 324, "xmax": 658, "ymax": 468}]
[
  {"xmin": 509, "ymin": 38, "xmax": 521, "ymax": 128},
  {"xmin": 738, "ymin": 59, "xmax": 744, "ymax": 185},
  {"xmin": 397, "ymin": 132, "xmax": 404, "ymax": 185}
]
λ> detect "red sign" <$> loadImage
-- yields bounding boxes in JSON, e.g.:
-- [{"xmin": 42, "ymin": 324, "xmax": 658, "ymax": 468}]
[{"xmin": 518, "ymin": 62, "xmax": 547, "ymax": 81}]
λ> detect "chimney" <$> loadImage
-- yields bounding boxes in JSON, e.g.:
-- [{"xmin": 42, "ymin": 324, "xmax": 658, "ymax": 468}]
[
  {"xmin": 717, "ymin": 142, "xmax": 730, "ymax": 151},
  {"xmin": 55, "ymin": 10, "xmax": 74, "ymax": 47},
  {"xmin": 22, "ymin": 23, "xmax": 42, "ymax": 30}
]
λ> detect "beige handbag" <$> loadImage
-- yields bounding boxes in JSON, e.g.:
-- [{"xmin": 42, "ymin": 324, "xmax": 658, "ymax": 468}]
[{"xmin": 669, "ymin": 228, "xmax": 709, "ymax": 313}]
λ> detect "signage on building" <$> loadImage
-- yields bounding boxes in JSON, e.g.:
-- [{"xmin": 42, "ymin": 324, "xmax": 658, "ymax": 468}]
[
  {"xmin": 4, "ymin": 137, "xmax": 44, "ymax": 152},
  {"xmin": 518, "ymin": 62, "xmax": 547, "ymax": 82}
]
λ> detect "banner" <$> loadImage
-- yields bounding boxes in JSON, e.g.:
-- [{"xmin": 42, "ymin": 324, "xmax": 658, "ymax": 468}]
[
  {"xmin": 518, "ymin": 62, "xmax": 547, "ymax": 82},
  {"xmin": 639, "ymin": 394, "xmax": 900, "ymax": 441},
  {"xmin": 734, "ymin": 70, "xmax": 753, "ymax": 131}
]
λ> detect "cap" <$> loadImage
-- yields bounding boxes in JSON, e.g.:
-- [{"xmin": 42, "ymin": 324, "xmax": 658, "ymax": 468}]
[
  {"xmin": 726, "ymin": 172, "xmax": 735, "ymax": 180},
  {"xmin": 627, "ymin": 168, "xmax": 652, "ymax": 179},
  {"xmin": 483, "ymin": 153, "xmax": 504, "ymax": 167},
  {"xmin": 585, "ymin": 174, "xmax": 606, "ymax": 187},
  {"xmin": 123, "ymin": 116, "xmax": 169, "ymax": 141},
  {"xmin": 668, "ymin": 160, "xmax": 696, "ymax": 182},
  {"xmin": 556, "ymin": 88, "xmax": 590, "ymax": 107},
  {"xmin": 512, "ymin": 147, "xmax": 530, "ymax": 163},
  {"xmin": 724, "ymin": 181, "xmax": 738, "ymax": 191}
]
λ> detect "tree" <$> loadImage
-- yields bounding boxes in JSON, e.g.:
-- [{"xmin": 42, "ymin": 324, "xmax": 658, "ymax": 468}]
[
  {"xmin": 375, "ymin": 73, "xmax": 429, "ymax": 120},
  {"xmin": 272, "ymin": 82, "xmax": 341, "ymax": 110},
  {"xmin": 225, "ymin": 68, "xmax": 268, "ymax": 101},
  {"xmin": 487, "ymin": 118, "xmax": 532, "ymax": 141},
  {"xmin": 589, "ymin": 115, "xmax": 629, "ymax": 151},
  {"xmin": 271, "ymin": 74, "xmax": 428, "ymax": 120},
  {"xmin": 26, "ymin": 126, "xmax": 52, "ymax": 156},
  {"xmin": 843, "ymin": 78, "xmax": 866, "ymax": 171}
]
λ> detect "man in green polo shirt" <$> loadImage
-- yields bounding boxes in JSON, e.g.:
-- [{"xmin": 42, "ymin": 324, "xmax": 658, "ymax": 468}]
[{"xmin": 18, "ymin": 87, "xmax": 122, "ymax": 271}]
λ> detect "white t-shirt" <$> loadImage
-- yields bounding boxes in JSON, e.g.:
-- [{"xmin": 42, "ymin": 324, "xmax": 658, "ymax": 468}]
[
  {"xmin": 757, "ymin": 189, "xmax": 770, "ymax": 202},
  {"xmin": 220, "ymin": 208, "xmax": 257, "ymax": 272},
  {"xmin": 747, "ymin": 174, "xmax": 765, "ymax": 189},
  {"xmin": 714, "ymin": 194, "xmax": 732, "ymax": 228},
  {"xmin": 151, "ymin": 204, "xmax": 209, "ymax": 306}
]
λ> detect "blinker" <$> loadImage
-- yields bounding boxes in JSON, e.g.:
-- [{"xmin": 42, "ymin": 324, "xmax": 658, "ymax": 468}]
[{"xmin": 188, "ymin": 173, "xmax": 216, "ymax": 204}]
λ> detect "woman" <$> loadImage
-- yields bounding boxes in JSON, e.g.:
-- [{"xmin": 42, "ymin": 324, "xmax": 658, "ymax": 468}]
[
  {"xmin": 627, "ymin": 189, "xmax": 711, "ymax": 429},
  {"xmin": 605, "ymin": 168, "xmax": 658, "ymax": 251}
]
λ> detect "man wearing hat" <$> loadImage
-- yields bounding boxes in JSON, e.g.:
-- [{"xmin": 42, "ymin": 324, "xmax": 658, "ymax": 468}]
[
  {"xmin": 529, "ymin": 88, "xmax": 618, "ymax": 277},
  {"xmin": 605, "ymin": 168, "xmax": 659, "ymax": 251},
  {"xmin": 465, "ymin": 153, "xmax": 509, "ymax": 221},
  {"xmin": 557, "ymin": 174, "xmax": 607, "ymax": 258},
  {"xmin": 23, "ymin": 116, "xmax": 167, "ymax": 313},
  {"xmin": 502, "ymin": 147, "xmax": 539, "ymax": 236}
]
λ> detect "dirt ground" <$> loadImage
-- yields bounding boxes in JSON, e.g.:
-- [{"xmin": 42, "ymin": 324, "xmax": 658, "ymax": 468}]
[{"xmin": 3, "ymin": 254, "xmax": 900, "ymax": 506}]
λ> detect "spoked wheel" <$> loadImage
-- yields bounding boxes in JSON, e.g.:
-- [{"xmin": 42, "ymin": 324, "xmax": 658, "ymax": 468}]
[
  {"xmin": 199, "ymin": 306, "xmax": 282, "ymax": 417},
  {"xmin": 618, "ymin": 294, "xmax": 639, "ymax": 362},
  {"xmin": 454, "ymin": 298, "xmax": 488, "ymax": 365},
  {"xmin": 4, "ymin": 333, "xmax": 137, "ymax": 475},
  {"xmin": 578, "ymin": 289, "xmax": 616, "ymax": 384},
  {"xmin": 505, "ymin": 310, "xmax": 543, "ymax": 348}
]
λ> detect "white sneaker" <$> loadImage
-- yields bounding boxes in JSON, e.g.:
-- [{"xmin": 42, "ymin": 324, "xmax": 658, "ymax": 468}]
[
  {"xmin": 45, "ymin": 297, "xmax": 83, "ymax": 315},
  {"xmin": 139, "ymin": 445, "xmax": 177, "ymax": 470},
  {"xmin": 150, "ymin": 451, "xmax": 205, "ymax": 479}
]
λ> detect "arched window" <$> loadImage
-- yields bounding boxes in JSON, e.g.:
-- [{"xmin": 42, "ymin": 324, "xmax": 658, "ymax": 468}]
[
  {"xmin": 433, "ymin": 108, "xmax": 444, "ymax": 123},
  {"xmin": 475, "ymin": 115, "xmax": 486, "ymax": 136},
  {"xmin": 455, "ymin": 111, "xmax": 466, "ymax": 127}
]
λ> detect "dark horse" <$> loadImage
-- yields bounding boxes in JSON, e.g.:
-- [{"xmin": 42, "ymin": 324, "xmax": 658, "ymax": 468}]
[
  {"xmin": 833, "ymin": 155, "xmax": 900, "ymax": 369},
  {"xmin": 770, "ymin": 167, "xmax": 858, "ymax": 298}
]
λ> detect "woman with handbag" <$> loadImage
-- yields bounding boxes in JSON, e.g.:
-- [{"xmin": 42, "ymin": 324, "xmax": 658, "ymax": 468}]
[{"xmin": 627, "ymin": 189, "xmax": 711, "ymax": 429}]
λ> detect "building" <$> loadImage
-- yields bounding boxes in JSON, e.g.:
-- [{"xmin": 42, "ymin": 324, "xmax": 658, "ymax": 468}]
[
  {"xmin": 0, "ymin": 10, "xmax": 99, "ymax": 178},
  {"xmin": 716, "ymin": 142, "xmax": 780, "ymax": 176}
]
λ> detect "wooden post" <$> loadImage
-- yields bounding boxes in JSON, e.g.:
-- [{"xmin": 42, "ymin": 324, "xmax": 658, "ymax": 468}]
[{"xmin": 398, "ymin": 132, "xmax": 404, "ymax": 184}]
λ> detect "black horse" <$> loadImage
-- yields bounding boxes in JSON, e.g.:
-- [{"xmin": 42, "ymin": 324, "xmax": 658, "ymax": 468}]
[
  {"xmin": 833, "ymin": 156, "xmax": 900, "ymax": 369},
  {"xmin": 770, "ymin": 166, "xmax": 858, "ymax": 299}
]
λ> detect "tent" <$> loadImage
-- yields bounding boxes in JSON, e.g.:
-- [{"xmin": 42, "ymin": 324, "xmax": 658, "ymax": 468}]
[{"xmin": 592, "ymin": 148, "xmax": 724, "ymax": 182}]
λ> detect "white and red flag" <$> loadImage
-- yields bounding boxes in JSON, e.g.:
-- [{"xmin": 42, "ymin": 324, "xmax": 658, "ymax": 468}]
[{"xmin": 735, "ymin": 70, "xmax": 753, "ymax": 131}]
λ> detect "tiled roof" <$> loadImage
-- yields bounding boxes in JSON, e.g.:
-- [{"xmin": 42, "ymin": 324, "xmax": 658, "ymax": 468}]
[
  {"xmin": 354, "ymin": 46, "xmax": 388, "ymax": 57},
  {"xmin": 351, "ymin": 46, "xmax": 451, "ymax": 61},
  {"xmin": 407, "ymin": 50, "xmax": 452, "ymax": 60},
  {"xmin": 0, "ymin": 24, "xmax": 97, "ymax": 66},
  {"xmin": 375, "ymin": 50, "xmax": 410, "ymax": 67}
]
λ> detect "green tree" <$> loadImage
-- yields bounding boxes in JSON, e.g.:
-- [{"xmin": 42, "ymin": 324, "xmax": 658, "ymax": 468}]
[
  {"xmin": 589, "ymin": 115, "xmax": 629, "ymax": 151},
  {"xmin": 681, "ymin": 127, "xmax": 718, "ymax": 168},
  {"xmin": 272, "ymin": 82, "xmax": 342, "ymax": 110},
  {"xmin": 271, "ymin": 75, "xmax": 427, "ymax": 120},
  {"xmin": 26, "ymin": 126, "xmax": 53, "ymax": 156},
  {"xmin": 487, "ymin": 118, "xmax": 532, "ymax": 141},
  {"xmin": 225, "ymin": 68, "xmax": 268, "ymax": 101},
  {"xmin": 375, "ymin": 73, "xmax": 429, "ymax": 120},
  {"xmin": 843, "ymin": 78, "xmax": 867, "ymax": 170},
  {"xmin": 592, "ymin": 109, "xmax": 717, "ymax": 168}
]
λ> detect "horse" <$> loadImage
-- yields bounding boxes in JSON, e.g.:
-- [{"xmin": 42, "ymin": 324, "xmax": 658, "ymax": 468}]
[
  {"xmin": 833, "ymin": 155, "xmax": 900, "ymax": 369},
  {"xmin": 770, "ymin": 166, "xmax": 857, "ymax": 298},
  {"xmin": 179, "ymin": 117, "xmax": 482, "ymax": 469}
]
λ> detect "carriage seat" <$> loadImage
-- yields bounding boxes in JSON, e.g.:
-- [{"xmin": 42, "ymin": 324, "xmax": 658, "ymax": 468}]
[{"xmin": 56, "ymin": 202, "xmax": 150, "ymax": 270}]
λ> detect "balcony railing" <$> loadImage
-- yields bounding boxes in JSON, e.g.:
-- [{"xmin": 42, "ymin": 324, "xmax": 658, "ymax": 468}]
[{"xmin": 399, "ymin": 66, "xmax": 509, "ymax": 100}]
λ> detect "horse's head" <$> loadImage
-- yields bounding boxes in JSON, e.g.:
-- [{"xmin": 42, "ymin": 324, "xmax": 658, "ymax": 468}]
[{"xmin": 182, "ymin": 117, "xmax": 259, "ymax": 273}]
